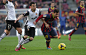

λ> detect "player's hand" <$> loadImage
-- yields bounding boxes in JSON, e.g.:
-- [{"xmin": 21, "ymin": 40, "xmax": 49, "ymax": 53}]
[
  {"xmin": 33, "ymin": 21, "xmax": 36, "ymax": 25},
  {"xmin": 14, "ymin": 19, "xmax": 18, "ymax": 23},
  {"xmin": 15, "ymin": 1, "xmax": 18, "ymax": 6},
  {"xmin": 45, "ymin": 24, "xmax": 49, "ymax": 28}
]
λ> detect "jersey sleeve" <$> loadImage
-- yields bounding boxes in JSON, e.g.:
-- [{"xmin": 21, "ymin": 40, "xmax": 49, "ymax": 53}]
[
  {"xmin": 43, "ymin": 14, "xmax": 50, "ymax": 20},
  {"xmin": 23, "ymin": 11, "xmax": 29, "ymax": 17},
  {"xmin": 76, "ymin": 7, "xmax": 80, "ymax": 12},
  {"xmin": 35, "ymin": 14, "xmax": 48, "ymax": 23}
]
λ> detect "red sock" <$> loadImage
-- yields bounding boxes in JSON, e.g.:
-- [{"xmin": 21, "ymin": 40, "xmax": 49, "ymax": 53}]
[
  {"xmin": 57, "ymin": 30, "xmax": 59, "ymax": 36},
  {"xmin": 69, "ymin": 29, "xmax": 76, "ymax": 36}
]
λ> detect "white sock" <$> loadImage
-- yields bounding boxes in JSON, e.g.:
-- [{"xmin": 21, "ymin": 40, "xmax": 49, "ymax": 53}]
[
  {"xmin": 17, "ymin": 34, "xmax": 22, "ymax": 43},
  {"xmin": 21, "ymin": 38, "xmax": 30, "ymax": 45},
  {"xmin": 0, "ymin": 32, "xmax": 7, "ymax": 41},
  {"xmin": 16, "ymin": 38, "xmax": 24, "ymax": 48}
]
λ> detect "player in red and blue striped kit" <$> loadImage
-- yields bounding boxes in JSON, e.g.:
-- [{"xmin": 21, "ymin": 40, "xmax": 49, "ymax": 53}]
[
  {"xmin": 34, "ymin": 9, "xmax": 60, "ymax": 49},
  {"xmin": 68, "ymin": 1, "xmax": 86, "ymax": 41},
  {"xmin": 48, "ymin": 2, "xmax": 60, "ymax": 37},
  {"xmin": 48, "ymin": 2, "xmax": 55, "ymax": 14}
]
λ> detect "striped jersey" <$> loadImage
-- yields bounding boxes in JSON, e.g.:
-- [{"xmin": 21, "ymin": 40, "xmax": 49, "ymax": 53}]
[{"xmin": 76, "ymin": 6, "xmax": 85, "ymax": 23}]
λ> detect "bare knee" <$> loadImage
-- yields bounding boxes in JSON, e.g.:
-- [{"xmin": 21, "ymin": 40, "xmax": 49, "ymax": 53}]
[
  {"xmin": 75, "ymin": 28, "xmax": 78, "ymax": 30},
  {"xmin": 4, "ymin": 30, "xmax": 10, "ymax": 35},
  {"xmin": 18, "ymin": 29, "xmax": 22, "ymax": 34},
  {"xmin": 53, "ymin": 35, "xmax": 58, "ymax": 38},
  {"xmin": 84, "ymin": 27, "xmax": 86, "ymax": 30},
  {"xmin": 29, "ymin": 37, "xmax": 34, "ymax": 41},
  {"xmin": 24, "ymin": 35, "xmax": 28, "ymax": 39}
]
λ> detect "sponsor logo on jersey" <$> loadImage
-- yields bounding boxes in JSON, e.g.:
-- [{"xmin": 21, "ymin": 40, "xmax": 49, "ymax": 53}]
[{"xmin": 43, "ymin": 15, "xmax": 46, "ymax": 17}]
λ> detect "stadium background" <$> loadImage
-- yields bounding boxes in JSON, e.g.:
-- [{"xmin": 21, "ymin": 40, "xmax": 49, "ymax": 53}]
[{"xmin": 0, "ymin": 0, "xmax": 86, "ymax": 36}]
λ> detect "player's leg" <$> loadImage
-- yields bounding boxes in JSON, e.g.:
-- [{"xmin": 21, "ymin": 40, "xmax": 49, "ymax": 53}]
[
  {"xmin": 50, "ymin": 28, "xmax": 61, "ymax": 39},
  {"xmin": 15, "ymin": 27, "xmax": 35, "ymax": 51},
  {"xmin": 0, "ymin": 30, "xmax": 10, "ymax": 41},
  {"xmin": 16, "ymin": 28, "xmax": 22, "ymax": 43},
  {"xmin": 15, "ymin": 35, "xmax": 28, "ymax": 51},
  {"xmin": 0, "ymin": 21, "xmax": 12, "ymax": 41},
  {"xmin": 68, "ymin": 23, "xmax": 80, "ymax": 41},
  {"xmin": 55, "ymin": 27, "xmax": 60, "ymax": 37},
  {"xmin": 42, "ymin": 31, "xmax": 52, "ymax": 49},
  {"xmin": 14, "ymin": 20, "xmax": 25, "ymax": 49},
  {"xmin": 60, "ymin": 25, "xmax": 63, "ymax": 35},
  {"xmin": 53, "ymin": 20, "xmax": 60, "ymax": 36},
  {"xmin": 21, "ymin": 27, "xmax": 35, "ymax": 45},
  {"xmin": 46, "ymin": 40, "xmax": 51, "ymax": 49},
  {"xmin": 83, "ymin": 23, "xmax": 86, "ymax": 35},
  {"xmin": 43, "ymin": 32, "xmax": 52, "ymax": 49},
  {"xmin": 16, "ymin": 28, "xmax": 26, "ymax": 49},
  {"xmin": 63, "ymin": 25, "xmax": 66, "ymax": 36},
  {"xmin": 14, "ymin": 21, "xmax": 22, "ymax": 43},
  {"xmin": 83, "ymin": 27, "xmax": 86, "ymax": 35}
]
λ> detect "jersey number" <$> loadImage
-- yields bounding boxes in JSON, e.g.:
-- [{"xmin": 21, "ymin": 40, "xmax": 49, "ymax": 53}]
[{"xmin": 8, "ymin": 24, "xmax": 12, "ymax": 29}]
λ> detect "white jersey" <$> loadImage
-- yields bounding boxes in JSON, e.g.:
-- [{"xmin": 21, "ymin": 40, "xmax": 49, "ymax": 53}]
[
  {"xmin": 25, "ymin": 8, "xmax": 40, "ymax": 27},
  {"xmin": 5, "ymin": 1, "xmax": 16, "ymax": 20}
]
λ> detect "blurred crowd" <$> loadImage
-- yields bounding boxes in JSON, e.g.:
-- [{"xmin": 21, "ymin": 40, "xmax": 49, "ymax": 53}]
[{"xmin": 0, "ymin": 0, "xmax": 86, "ymax": 28}]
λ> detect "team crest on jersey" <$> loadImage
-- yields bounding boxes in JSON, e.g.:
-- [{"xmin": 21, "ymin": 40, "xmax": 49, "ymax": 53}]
[{"xmin": 36, "ymin": 13, "xmax": 37, "ymax": 15}]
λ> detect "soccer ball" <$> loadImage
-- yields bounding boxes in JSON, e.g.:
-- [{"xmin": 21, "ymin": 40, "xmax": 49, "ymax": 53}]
[{"xmin": 58, "ymin": 43, "xmax": 66, "ymax": 50}]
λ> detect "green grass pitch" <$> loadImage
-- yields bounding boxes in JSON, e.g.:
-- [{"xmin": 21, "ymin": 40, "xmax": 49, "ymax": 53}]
[{"xmin": 0, "ymin": 35, "xmax": 86, "ymax": 55}]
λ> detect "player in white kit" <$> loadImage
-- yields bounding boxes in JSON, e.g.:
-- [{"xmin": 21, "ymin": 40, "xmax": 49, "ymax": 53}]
[
  {"xmin": 0, "ymin": 0, "xmax": 25, "ymax": 49},
  {"xmin": 15, "ymin": 2, "xmax": 41, "ymax": 51}
]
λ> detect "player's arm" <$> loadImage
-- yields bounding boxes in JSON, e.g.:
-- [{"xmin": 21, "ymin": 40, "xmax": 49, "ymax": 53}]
[
  {"xmin": 41, "ymin": 18, "xmax": 47, "ymax": 24},
  {"xmin": 3, "ymin": 0, "xmax": 7, "ymax": 4},
  {"xmin": 34, "ymin": 14, "xmax": 48, "ymax": 25},
  {"xmin": 75, "ymin": 8, "xmax": 84, "ymax": 16},
  {"xmin": 39, "ymin": 10, "xmax": 48, "ymax": 25},
  {"xmin": 33, "ymin": 15, "xmax": 44, "ymax": 25},
  {"xmin": 41, "ymin": 18, "xmax": 49, "ymax": 28},
  {"xmin": 14, "ymin": 1, "xmax": 18, "ymax": 8},
  {"xmin": 57, "ymin": 17, "xmax": 59, "ymax": 23},
  {"xmin": 75, "ymin": 12, "xmax": 84, "ymax": 16},
  {"xmin": 14, "ymin": 11, "xmax": 29, "ymax": 23},
  {"xmin": 39, "ymin": 10, "xmax": 49, "ymax": 28}
]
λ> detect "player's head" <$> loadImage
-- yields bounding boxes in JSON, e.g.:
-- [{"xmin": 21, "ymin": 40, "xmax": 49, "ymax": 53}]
[
  {"xmin": 8, "ymin": 0, "xmax": 12, "ymax": 2},
  {"xmin": 51, "ymin": 2, "xmax": 54, "ymax": 7},
  {"xmin": 30, "ymin": 2, "xmax": 36, "ymax": 12},
  {"xmin": 79, "ymin": 0, "xmax": 84, "ymax": 6},
  {"xmin": 53, "ymin": 9, "xmax": 59, "ymax": 18},
  {"xmin": 62, "ymin": 14, "xmax": 64, "ymax": 17}
]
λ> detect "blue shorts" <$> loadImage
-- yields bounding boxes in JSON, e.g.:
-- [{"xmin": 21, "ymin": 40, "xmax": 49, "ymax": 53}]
[
  {"xmin": 52, "ymin": 20, "xmax": 57, "ymax": 27},
  {"xmin": 60, "ymin": 25, "xmax": 66, "ymax": 31},
  {"xmin": 42, "ymin": 28, "xmax": 57, "ymax": 40},
  {"xmin": 76, "ymin": 22, "xmax": 86, "ymax": 28}
]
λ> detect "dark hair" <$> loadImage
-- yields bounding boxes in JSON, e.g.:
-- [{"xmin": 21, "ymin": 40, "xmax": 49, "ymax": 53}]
[
  {"xmin": 30, "ymin": 2, "xmax": 35, "ymax": 6},
  {"xmin": 79, "ymin": 0, "xmax": 84, "ymax": 4},
  {"xmin": 54, "ymin": 9, "xmax": 59, "ymax": 13},
  {"xmin": 51, "ymin": 2, "xmax": 54, "ymax": 4}
]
